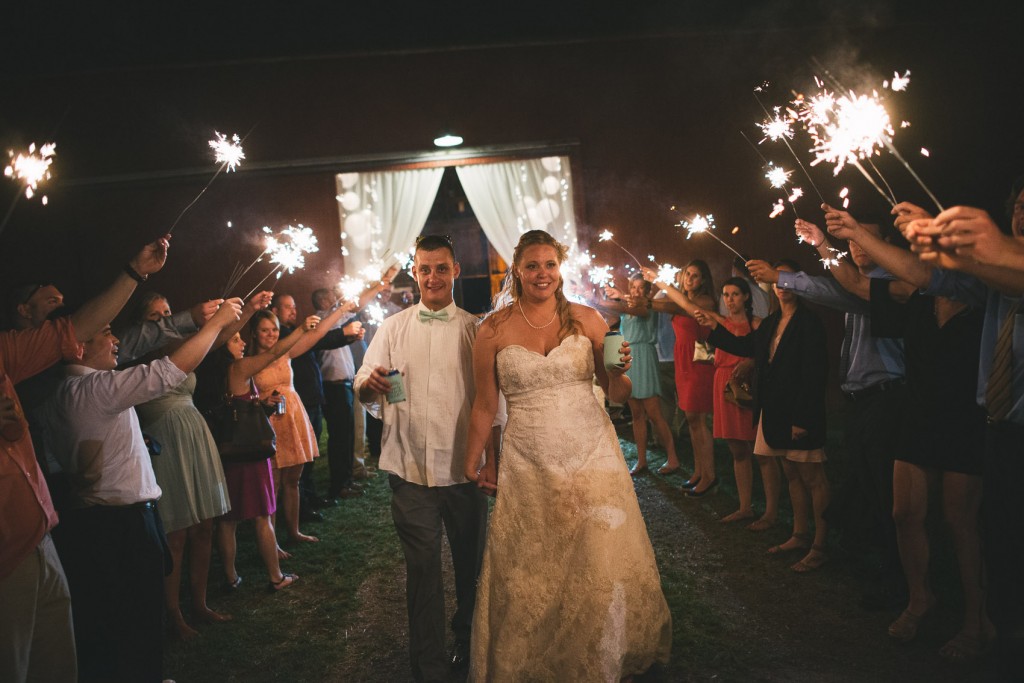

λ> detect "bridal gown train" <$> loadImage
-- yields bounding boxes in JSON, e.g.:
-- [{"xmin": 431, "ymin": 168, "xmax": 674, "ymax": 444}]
[{"xmin": 470, "ymin": 334, "xmax": 672, "ymax": 682}]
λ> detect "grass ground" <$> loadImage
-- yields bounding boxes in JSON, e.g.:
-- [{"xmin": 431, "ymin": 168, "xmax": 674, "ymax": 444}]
[{"xmin": 164, "ymin": 414, "xmax": 994, "ymax": 682}]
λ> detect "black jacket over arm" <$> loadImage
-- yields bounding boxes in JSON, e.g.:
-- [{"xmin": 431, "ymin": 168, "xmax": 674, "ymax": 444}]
[{"xmin": 708, "ymin": 306, "xmax": 828, "ymax": 451}]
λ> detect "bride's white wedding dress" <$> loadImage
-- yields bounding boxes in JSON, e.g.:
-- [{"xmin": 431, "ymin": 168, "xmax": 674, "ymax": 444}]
[{"xmin": 470, "ymin": 334, "xmax": 671, "ymax": 682}]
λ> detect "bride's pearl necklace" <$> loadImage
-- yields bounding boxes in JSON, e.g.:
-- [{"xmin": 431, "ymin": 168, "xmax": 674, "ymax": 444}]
[{"xmin": 518, "ymin": 300, "xmax": 557, "ymax": 329}]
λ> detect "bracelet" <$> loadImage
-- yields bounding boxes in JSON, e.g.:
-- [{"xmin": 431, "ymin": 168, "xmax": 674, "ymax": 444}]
[{"xmin": 123, "ymin": 264, "xmax": 148, "ymax": 283}]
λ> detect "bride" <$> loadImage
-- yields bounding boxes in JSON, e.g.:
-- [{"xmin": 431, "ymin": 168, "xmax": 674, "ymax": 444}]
[{"xmin": 464, "ymin": 230, "xmax": 671, "ymax": 681}]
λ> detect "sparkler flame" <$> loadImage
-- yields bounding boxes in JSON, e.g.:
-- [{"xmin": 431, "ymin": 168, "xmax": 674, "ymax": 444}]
[
  {"xmin": 769, "ymin": 199, "xmax": 786, "ymax": 218},
  {"xmin": 820, "ymin": 247, "xmax": 848, "ymax": 270},
  {"xmin": 765, "ymin": 165, "xmax": 792, "ymax": 189},
  {"xmin": 265, "ymin": 224, "xmax": 319, "ymax": 274},
  {"xmin": 655, "ymin": 263, "xmax": 681, "ymax": 284},
  {"xmin": 758, "ymin": 107, "xmax": 794, "ymax": 143},
  {"xmin": 803, "ymin": 90, "xmax": 893, "ymax": 175},
  {"xmin": 598, "ymin": 229, "xmax": 614, "ymax": 242},
  {"xmin": 337, "ymin": 275, "xmax": 366, "ymax": 302},
  {"xmin": 588, "ymin": 265, "xmax": 614, "ymax": 288},
  {"xmin": 788, "ymin": 187, "xmax": 804, "ymax": 203},
  {"xmin": 365, "ymin": 302, "xmax": 387, "ymax": 327},
  {"xmin": 209, "ymin": 132, "xmax": 245, "ymax": 171},
  {"xmin": 679, "ymin": 214, "xmax": 716, "ymax": 239},
  {"xmin": 886, "ymin": 70, "xmax": 911, "ymax": 92},
  {"xmin": 5, "ymin": 142, "xmax": 56, "ymax": 199}
]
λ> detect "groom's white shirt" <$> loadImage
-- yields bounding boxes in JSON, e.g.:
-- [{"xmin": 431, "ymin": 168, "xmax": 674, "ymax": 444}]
[{"xmin": 355, "ymin": 301, "xmax": 503, "ymax": 487}]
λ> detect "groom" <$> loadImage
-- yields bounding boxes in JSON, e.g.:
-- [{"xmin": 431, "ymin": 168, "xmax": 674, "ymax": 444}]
[{"xmin": 355, "ymin": 235, "xmax": 499, "ymax": 682}]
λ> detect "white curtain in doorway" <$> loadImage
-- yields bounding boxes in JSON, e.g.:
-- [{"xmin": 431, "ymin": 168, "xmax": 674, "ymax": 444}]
[
  {"xmin": 456, "ymin": 156, "xmax": 577, "ymax": 263},
  {"xmin": 336, "ymin": 167, "xmax": 444, "ymax": 276}
]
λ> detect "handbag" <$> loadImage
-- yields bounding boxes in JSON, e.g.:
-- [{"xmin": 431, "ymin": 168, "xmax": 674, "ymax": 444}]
[
  {"xmin": 209, "ymin": 396, "xmax": 277, "ymax": 463},
  {"xmin": 693, "ymin": 339, "xmax": 715, "ymax": 364},
  {"xmin": 724, "ymin": 377, "xmax": 754, "ymax": 409}
]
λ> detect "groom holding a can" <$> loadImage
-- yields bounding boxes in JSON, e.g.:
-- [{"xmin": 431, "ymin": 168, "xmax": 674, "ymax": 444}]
[{"xmin": 355, "ymin": 234, "xmax": 502, "ymax": 682}]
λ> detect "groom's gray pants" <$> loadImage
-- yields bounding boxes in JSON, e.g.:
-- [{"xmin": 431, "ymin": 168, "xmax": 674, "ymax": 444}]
[{"xmin": 389, "ymin": 475, "xmax": 487, "ymax": 683}]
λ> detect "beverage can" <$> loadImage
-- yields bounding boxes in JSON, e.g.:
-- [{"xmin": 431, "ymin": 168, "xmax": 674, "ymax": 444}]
[
  {"xmin": 386, "ymin": 369, "xmax": 406, "ymax": 403},
  {"xmin": 603, "ymin": 331, "xmax": 625, "ymax": 369}
]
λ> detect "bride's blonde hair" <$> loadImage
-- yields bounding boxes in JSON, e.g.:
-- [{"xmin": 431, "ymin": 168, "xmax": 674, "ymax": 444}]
[{"xmin": 491, "ymin": 230, "xmax": 583, "ymax": 341}]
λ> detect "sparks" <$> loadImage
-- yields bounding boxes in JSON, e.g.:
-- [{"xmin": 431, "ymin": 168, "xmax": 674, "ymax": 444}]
[
  {"xmin": 588, "ymin": 265, "xmax": 614, "ymax": 288},
  {"xmin": 5, "ymin": 142, "xmax": 56, "ymax": 199},
  {"xmin": 804, "ymin": 90, "xmax": 893, "ymax": 175},
  {"xmin": 820, "ymin": 247, "xmax": 848, "ymax": 270},
  {"xmin": 598, "ymin": 229, "xmax": 614, "ymax": 242},
  {"xmin": 209, "ymin": 132, "xmax": 245, "ymax": 171},
  {"xmin": 765, "ymin": 164, "xmax": 792, "ymax": 189},
  {"xmin": 758, "ymin": 107, "xmax": 794, "ymax": 143},
  {"xmin": 920, "ymin": 148, "xmax": 930, "ymax": 157},
  {"xmin": 655, "ymin": 263, "xmax": 681, "ymax": 285},
  {"xmin": 839, "ymin": 187, "xmax": 850, "ymax": 198},
  {"xmin": 365, "ymin": 302, "xmax": 387, "ymax": 327},
  {"xmin": 679, "ymin": 213, "xmax": 716, "ymax": 239},
  {"xmin": 338, "ymin": 275, "xmax": 367, "ymax": 302},
  {"xmin": 788, "ymin": 187, "xmax": 804, "ymax": 203},
  {"xmin": 769, "ymin": 199, "xmax": 786, "ymax": 218},
  {"xmin": 887, "ymin": 70, "xmax": 911, "ymax": 92}
]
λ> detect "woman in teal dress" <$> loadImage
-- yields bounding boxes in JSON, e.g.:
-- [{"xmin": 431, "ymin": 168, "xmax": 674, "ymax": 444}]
[{"xmin": 601, "ymin": 274, "xmax": 680, "ymax": 475}]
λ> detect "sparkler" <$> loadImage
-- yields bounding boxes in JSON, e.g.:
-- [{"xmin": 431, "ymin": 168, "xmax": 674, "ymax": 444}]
[
  {"xmin": 739, "ymin": 131, "xmax": 804, "ymax": 220},
  {"xmin": 676, "ymin": 213, "xmax": 746, "ymax": 261},
  {"xmin": 365, "ymin": 302, "xmax": 387, "ymax": 327},
  {"xmin": 239, "ymin": 224, "xmax": 320, "ymax": 299},
  {"xmin": 795, "ymin": 73, "xmax": 943, "ymax": 212},
  {"xmin": 753, "ymin": 86, "xmax": 827, "ymax": 203},
  {"xmin": 588, "ymin": 264, "xmax": 614, "ymax": 288},
  {"xmin": 167, "ymin": 130, "xmax": 247, "ymax": 234},
  {"xmin": 597, "ymin": 229, "xmax": 644, "ymax": 267},
  {"xmin": 654, "ymin": 263, "xmax": 681, "ymax": 285},
  {"xmin": 1, "ymin": 142, "xmax": 57, "ymax": 236}
]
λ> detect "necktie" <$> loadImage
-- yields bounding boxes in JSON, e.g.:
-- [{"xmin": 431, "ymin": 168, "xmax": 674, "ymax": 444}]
[
  {"xmin": 418, "ymin": 309, "xmax": 449, "ymax": 323},
  {"xmin": 986, "ymin": 298, "xmax": 1021, "ymax": 422}
]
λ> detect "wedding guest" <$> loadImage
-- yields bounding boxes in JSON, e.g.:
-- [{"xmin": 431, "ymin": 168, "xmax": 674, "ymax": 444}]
[
  {"xmin": 1, "ymin": 236, "xmax": 173, "ymax": 683},
  {"xmin": 355, "ymin": 235, "xmax": 499, "ymax": 681},
  {"xmin": 748, "ymin": 215, "xmax": 907, "ymax": 605},
  {"xmin": 132, "ymin": 290, "xmax": 272, "ymax": 638},
  {"xmin": 43, "ymin": 293, "xmax": 242, "ymax": 683},
  {"xmin": 696, "ymin": 260, "xmax": 830, "ymax": 572},
  {"xmin": 649, "ymin": 261, "xmax": 718, "ymax": 495},
  {"xmin": 195, "ymin": 315, "xmax": 319, "ymax": 594},
  {"xmin": 598, "ymin": 274, "xmax": 681, "ymax": 475},
  {"xmin": 249, "ymin": 300, "xmax": 358, "ymax": 545},
  {"xmin": 464, "ymin": 230, "xmax": 670, "ymax": 681},
  {"xmin": 819, "ymin": 210, "xmax": 990, "ymax": 661},
  {"xmin": 652, "ymin": 270, "xmax": 779, "ymax": 527}
]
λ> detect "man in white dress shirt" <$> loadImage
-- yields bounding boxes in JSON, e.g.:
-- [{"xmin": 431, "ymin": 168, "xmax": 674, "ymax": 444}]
[
  {"xmin": 43, "ymin": 297, "xmax": 243, "ymax": 683},
  {"xmin": 355, "ymin": 235, "xmax": 498, "ymax": 683}
]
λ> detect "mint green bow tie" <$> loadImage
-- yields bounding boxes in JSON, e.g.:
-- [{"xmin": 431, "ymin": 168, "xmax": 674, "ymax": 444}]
[{"xmin": 418, "ymin": 309, "xmax": 449, "ymax": 323}]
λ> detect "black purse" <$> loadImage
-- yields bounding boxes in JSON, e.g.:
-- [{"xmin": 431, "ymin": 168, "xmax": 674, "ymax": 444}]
[{"xmin": 209, "ymin": 392, "xmax": 277, "ymax": 463}]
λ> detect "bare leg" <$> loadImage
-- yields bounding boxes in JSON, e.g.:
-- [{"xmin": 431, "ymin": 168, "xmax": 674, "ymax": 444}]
[
  {"xmin": 644, "ymin": 396, "xmax": 679, "ymax": 472},
  {"xmin": 749, "ymin": 454, "xmax": 781, "ymax": 531},
  {"xmin": 768, "ymin": 459, "xmax": 810, "ymax": 553},
  {"xmin": 253, "ymin": 515, "xmax": 293, "ymax": 585},
  {"xmin": 686, "ymin": 411, "xmax": 715, "ymax": 493},
  {"xmin": 164, "ymin": 528, "xmax": 198, "ymax": 639},
  {"xmin": 720, "ymin": 439, "xmax": 754, "ymax": 522},
  {"xmin": 217, "ymin": 519, "xmax": 239, "ymax": 585},
  {"xmin": 188, "ymin": 519, "xmax": 231, "ymax": 623},
  {"xmin": 628, "ymin": 398, "xmax": 649, "ymax": 472},
  {"xmin": 283, "ymin": 464, "xmax": 318, "ymax": 543},
  {"xmin": 940, "ymin": 471, "xmax": 992, "ymax": 659},
  {"xmin": 892, "ymin": 461, "xmax": 935, "ymax": 615},
  {"xmin": 792, "ymin": 462, "xmax": 830, "ymax": 571}
]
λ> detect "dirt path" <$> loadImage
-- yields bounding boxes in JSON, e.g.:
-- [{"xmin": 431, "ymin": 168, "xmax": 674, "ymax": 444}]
[{"xmin": 330, "ymin": 461, "xmax": 992, "ymax": 682}]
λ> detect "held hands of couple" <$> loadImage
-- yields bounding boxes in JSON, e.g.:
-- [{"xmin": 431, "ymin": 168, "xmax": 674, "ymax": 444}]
[{"xmin": 468, "ymin": 460, "xmax": 498, "ymax": 496}]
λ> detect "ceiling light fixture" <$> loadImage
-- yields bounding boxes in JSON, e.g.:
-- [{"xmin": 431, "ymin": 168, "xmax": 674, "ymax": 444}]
[{"xmin": 433, "ymin": 132, "xmax": 464, "ymax": 148}]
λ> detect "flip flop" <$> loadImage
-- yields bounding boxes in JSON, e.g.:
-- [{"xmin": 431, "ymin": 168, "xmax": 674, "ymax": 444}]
[
  {"xmin": 657, "ymin": 464, "xmax": 680, "ymax": 475},
  {"xmin": 268, "ymin": 573, "xmax": 298, "ymax": 593},
  {"xmin": 791, "ymin": 546, "xmax": 828, "ymax": 573},
  {"xmin": 767, "ymin": 533, "xmax": 811, "ymax": 555}
]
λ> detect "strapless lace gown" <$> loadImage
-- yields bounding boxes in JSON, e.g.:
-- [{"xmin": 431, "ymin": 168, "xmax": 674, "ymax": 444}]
[{"xmin": 470, "ymin": 334, "xmax": 671, "ymax": 682}]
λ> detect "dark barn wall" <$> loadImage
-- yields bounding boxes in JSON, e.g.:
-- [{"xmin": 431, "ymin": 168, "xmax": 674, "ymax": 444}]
[{"xmin": 2, "ymin": 18, "xmax": 1020, "ymax": 328}]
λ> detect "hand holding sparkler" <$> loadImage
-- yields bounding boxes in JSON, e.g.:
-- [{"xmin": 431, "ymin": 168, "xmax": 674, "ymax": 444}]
[
  {"xmin": 795, "ymin": 219, "xmax": 826, "ymax": 248},
  {"xmin": 822, "ymin": 203, "xmax": 866, "ymax": 242},
  {"xmin": 302, "ymin": 315, "xmax": 321, "ymax": 332},
  {"xmin": 745, "ymin": 260, "xmax": 780, "ymax": 285},
  {"xmin": 244, "ymin": 291, "xmax": 274, "ymax": 313},
  {"xmin": 929, "ymin": 206, "xmax": 1024, "ymax": 269},
  {"xmin": 891, "ymin": 201, "xmax": 932, "ymax": 232},
  {"xmin": 191, "ymin": 299, "xmax": 225, "ymax": 326},
  {"xmin": 129, "ymin": 234, "xmax": 172, "ymax": 279},
  {"xmin": 342, "ymin": 320, "xmax": 365, "ymax": 340}
]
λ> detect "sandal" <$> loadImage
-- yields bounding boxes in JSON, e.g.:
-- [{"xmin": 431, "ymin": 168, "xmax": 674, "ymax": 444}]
[
  {"xmin": 268, "ymin": 573, "xmax": 298, "ymax": 593},
  {"xmin": 656, "ymin": 464, "xmax": 680, "ymax": 475},
  {"xmin": 225, "ymin": 575, "xmax": 242, "ymax": 591},
  {"xmin": 791, "ymin": 546, "xmax": 828, "ymax": 573},
  {"xmin": 888, "ymin": 599, "xmax": 936, "ymax": 642},
  {"xmin": 939, "ymin": 631, "xmax": 987, "ymax": 662},
  {"xmin": 767, "ymin": 533, "xmax": 811, "ymax": 555}
]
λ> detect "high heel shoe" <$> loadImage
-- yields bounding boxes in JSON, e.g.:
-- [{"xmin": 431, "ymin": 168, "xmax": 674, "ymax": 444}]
[
  {"xmin": 685, "ymin": 478, "xmax": 718, "ymax": 497},
  {"xmin": 680, "ymin": 476, "xmax": 701, "ymax": 490}
]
